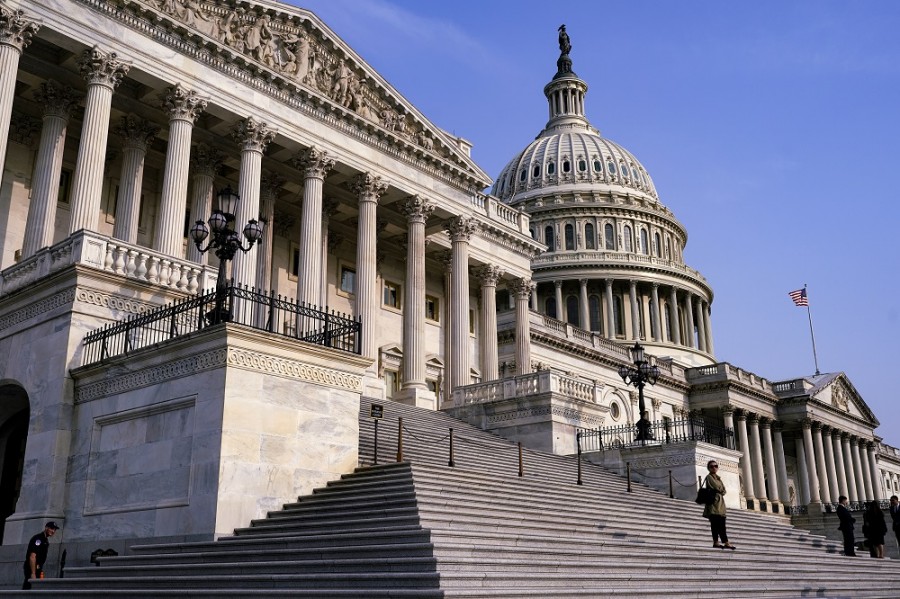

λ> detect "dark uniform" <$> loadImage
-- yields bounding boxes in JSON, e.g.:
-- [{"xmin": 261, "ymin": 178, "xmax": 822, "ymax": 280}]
[{"xmin": 22, "ymin": 529, "xmax": 51, "ymax": 590}]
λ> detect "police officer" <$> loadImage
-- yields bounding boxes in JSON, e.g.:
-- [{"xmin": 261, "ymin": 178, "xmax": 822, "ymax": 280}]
[{"xmin": 22, "ymin": 522, "xmax": 59, "ymax": 590}]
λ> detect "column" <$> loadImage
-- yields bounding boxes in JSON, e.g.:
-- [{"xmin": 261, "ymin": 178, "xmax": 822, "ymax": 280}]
[
  {"xmin": 510, "ymin": 278, "xmax": 533, "ymax": 375},
  {"xmin": 801, "ymin": 419, "xmax": 821, "ymax": 504},
  {"xmin": 476, "ymin": 264, "xmax": 503, "ymax": 381},
  {"xmin": 0, "ymin": 4, "xmax": 40, "ymax": 178},
  {"xmin": 772, "ymin": 422, "xmax": 790, "ymax": 504},
  {"xmin": 867, "ymin": 442, "xmax": 882, "ymax": 501},
  {"xmin": 321, "ymin": 198, "xmax": 339, "ymax": 306},
  {"xmin": 796, "ymin": 438, "xmax": 811, "ymax": 505},
  {"xmin": 760, "ymin": 418, "xmax": 780, "ymax": 506},
  {"xmin": 843, "ymin": 434, "xmax": 860, "ymax": 503},
  {"xmin": 851, "ymin": 437, "xmax": 867, "ymax": 501},
  {"xmin": 445, "ymin": 216, "xmax": 478, "ymax": 389},
  {"xmin": 529, "ymin": 286, "xmax": 537, "ymax": 312},
  {"xmin": 293, "ymin": 147, "xmax": 334, "ymax": 305},
  {"xmin": 554, "ymin": 281, "xmax": 563, "ymax": 321},
  {"xmin": 811, "ymin": 422, "xmax": 831, "ymax": 503},
  {"xmin": 831, "ymin": 430, "xmax": 848, "ymax": 500},
  {"xmin": 668, "ymin": 287, "xmax": 681, "ymax": 344},
  {"xmin": 153, "ymin": 84, "xmax": 206, "ymax": 256},
  {"xmin": 650, "ymin": 283, "xmax": 661, "ymax": 341},
  {"xmin": 859, "ymin": 441, "xmax": 874, "ymax": 501},
  {"xmin": 822, "ymin": 426, "xmax": 840, "ymax": 503},
  {"xmin": 703, "ymin": 302, "xmax": 715, "ymax": 355},
  {"xmin": 578, "ymin": 279, "xmax": 589, "ymax": 330},
  {"xmin": 439, "ymin": 251, "xmax": 452, "ymax": 406},
  {"xmin": 69, "ymin": 47, "xmax": 130, "ymax": 234},
  {"xmin": 111, "ymin": 115, "xmax": 158, "ymax": 243},
  {"xmin": 22, "ymin": 81, "xmax": 79, "ymax": 257},
  {"xmin": 186, "ymin": 144, "xmax": 223, "ymax": 265},
  {"xmin": 352, "ymin": 173, "xmax": 388, "ymax": 360},
  {"xmin": 399, "ymin": 195, "xmax": 435, "ymax": 399},
  {"xmin": 684, "ymin": 292, "xmax": 696, "ymax": 348},
  {"xmin": 735, "ymin": 411, "xmax": 755, "ymax": 503},
  {"xmin": 256, "ymin": 173, "xmax": 282, "ymax": 293},
  {"xmin": 230, "ymin": 117, "xmax": 276, "ymax": 289},
  {"xmin": 628, "ymin": 280, "xmax": 639, "ymax": 340},
  {"xmin": 604, "ymin": 278, "xmax": 615, "ymax": 339},
  {"xmin": 722, "ymin": 405, "xmax": 735, "ymax": 432},
  {"xmin": 694, "ymin": 296, "xmax": 707, "ymax": 352},
  {"xmin": 748, "ymin": 415, "xmax": 768, "ymax": 503}
]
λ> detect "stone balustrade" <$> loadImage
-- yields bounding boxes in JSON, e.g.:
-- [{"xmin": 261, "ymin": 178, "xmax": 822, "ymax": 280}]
[
  {"xmin": 532, "ymin": 249, "xmax": 708, "ymax": 284},
  {"xmin": 685, "ymin": 362, "xmax": 774, "ymax": 394},
  {"xmin": 470, "ymin": 192, "xmax": 531, "ymax": 236},
  {"xmin": 0, "ymin": 230, "xmax": 218, "ymax": 298},
  {"xmin": 449, "ymin": 369, "xmax": 601, "ymax": 407}
]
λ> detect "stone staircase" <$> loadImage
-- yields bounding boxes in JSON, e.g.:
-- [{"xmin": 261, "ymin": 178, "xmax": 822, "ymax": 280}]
[{"xmin": 6, "ymin": 396, "xmax": 900, "ymax": 597}]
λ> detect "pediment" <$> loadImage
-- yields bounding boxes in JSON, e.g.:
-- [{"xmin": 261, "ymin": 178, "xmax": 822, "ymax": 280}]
[
  {"xmin": 123, "ymin": 0, "xmax": 489, "ymax": 184},
  {"xmin": 812, "ymin": 373, "xmax": 878, "ymax": 426}
]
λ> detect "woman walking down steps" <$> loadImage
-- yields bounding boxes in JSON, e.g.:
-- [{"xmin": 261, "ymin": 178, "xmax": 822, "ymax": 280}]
[{"xmin": 703, "ymin": 460, "xmax": 736, "ymax": 550}]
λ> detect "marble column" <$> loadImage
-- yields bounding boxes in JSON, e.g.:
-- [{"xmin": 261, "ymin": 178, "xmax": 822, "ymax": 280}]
[
  {"xmin": 352, "ymin": 173, "xmax": 388, "ymax": 361},
  {"xmin": 293, "ymin": 147, "xmax": 334, "ymax": 306},
  {"xmin": 256, "ymin": 173, "xmax": 283, "ymax": 294},
  {"xmin": 735, "ymin": 411, "xmax": 755, "ymax": 503},
  {"xmin": 476, "ymin": 264, "xmax": 503, "ymax": 381},
  {"xmin": 68, "ymin": 47, "xmax": 130, "ymax": 234},
  {"xmin": 684, "ymin": 291, "xmax": 696, "ymax": 348},
  {"xmin": 772, "ymin": 422, "xmax": 790, "ymax": 504},
  {"xmin": 439, "ymin": 250, "xmax": 452, "ymax": 406},
  {"xmin": 843, "ymin": 434, "xmax": 860, "ymax": 503},
  {"xmin": 445, "ymin": 216, "xmax": 478, "ymax": 389},
  {"xmin": 0, "ymin": 4, "xmax": 40, "ymax": 179},
  {"xmin": 604, "ymin": 278, "xmax": 615, "ymax": 339},
  {"xmin": 529, "ymin": 286, "xmax": 538, "ymax": 312},
  {"xmin": 748, "ymin": 415, "xmax": 768, "ymax": 503},
  {"xmin": 722, "ymin": 405, "xmax": 735, "ymax": 432},
  {"xmin": 22, "ymin": 81, "xmax": 79, "ymax": 257},
  {"xmin": 703, "ymin": 302, "xmax": 715, "ymax": 355},
  {"xmin": 186, "ymin": 144, "xmax": 223, "ymax": 265},
  {"xmin": 230, "ymin": 117, "xmax": 276, "ymax": 289},
  {"xmin": 796, "ymin": 438, "xmax": 811, "ymax": 505},
  {"xmin": 579, "ymin": 279, "xmax": 589, "ymax": 330},
  {"xmin": 650, "ymin": 283, "xmax": 661, "ymax": 341},
  {"xmin": 811, "ymin": 422, "xmax": 831, "ymax": 503},
  {"xmin": 628, "ymin": 280, "xmax": 639, "ymax": 339},
  {"xmin": 822, "ymin": 426, "xmax": 840, "ymax": 503},
  {"xmin": 801, "ymin": 419, "xmax": 822, "ymax": 504},
  {"xmin": 760, "ymin": 418, "xmax": 780, "ymax": 506},
  {"xmin": 153, "ymin": 85, "xmax": 206, "ymax": 257},
  {"xmin": 111, "ymin": 115, "xmax": 158, "ymax": 244},
  {"xmin": 321, "ymin": 198, "xmax": 339, "ymax": 306},
  {"xmin": 511, "ymin": 278, "xmax": 533, "ymax": 375},
  {"xmin": 695, "ymin": 296, "xmax": 707, "ymax": 352},
  {"xmin": 859, "ymin": 441, "xmax": 874, "ymax": 501},
  {"xmin": 554, "ymin": 281, "xmax": 563, "ymax": 321},
  {"xmin": 398, "ymin": 195, "xmax": 435, "ymax": 401},
  {"xmin": 831, "ymin": 430, "xmax": 848, "ymax": 500},
  {"xmin": 851, "ymin": 437, "xmax": 867, "ymax": 501},
  {"xmin": 668, "ymin": 287, "xmax": 681, "ymax": 344},
  {"xmin": 867, "ymin": 442, "xmax": 882, "ymax": 501}
]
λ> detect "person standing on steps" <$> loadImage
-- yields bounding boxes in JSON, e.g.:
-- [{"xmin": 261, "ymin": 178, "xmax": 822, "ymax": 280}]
[
  {"xmin": 863, "ymin": 500, "xmax": 887, "ymax": 558},
  {"xmin": 702, "ymin": 460, "xmax": 735, "ymax": 549},
  {"xmin": 890, "ymin": 495, "xmax": 900, "ymax": 548},
  {"xmin": 22, "ymin": 522, "xmax": 59, "ymax": 590},
  {"xmin": 836, "ymin": 496, "xmax": 857, "ymax": 556}
]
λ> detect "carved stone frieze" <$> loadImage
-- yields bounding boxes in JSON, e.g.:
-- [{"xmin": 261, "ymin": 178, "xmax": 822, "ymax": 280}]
[
  {"xmin": 75, "ymin": 287, "xmax": 160, "ymax": 316},
  {"xmin": 227, "ymin": 348, "xmax": 362, "ymax": 391},
  {"xmin": 0, "ymin": 3, "xmax": 40, "ymax": 51},
  {"xmin": 160, "ymin": 83, "xmax": 207, "ymax": 122},
  {"xmin": 0, "ymin": 288, "xmax": 75, "ymax": 333},
  {"xmin": 77, "ymin": 46, "xmax": 130, "ymax": 88},
  {"xmin": 831, "ymin": 379, "xmax": 850, "ymax": 411}
]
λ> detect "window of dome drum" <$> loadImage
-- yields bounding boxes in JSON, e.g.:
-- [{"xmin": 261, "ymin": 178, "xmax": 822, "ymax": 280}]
[
  {"xmin": 591, "ymin": 159, "xmax": 600, "ymax": 171},
  {"xmin": 547, "ymin": 162, "xmax": 555, "ymax": 175},
  {"xmin": 519, "ymin": 169, "xmax": 526, "ymax": 182},
  {"xmin": 563, "ymin": 160, "xmax": 571, "ymax": 173},
  {"xmin": 585, "ymin": 224, "xmax": 595, "ymax": 249},
  {"xmin": 545, "ymin": 226, "xmax": 555, "ymax": 249},
  {"xmin": 532, "ymin": 165, "xmax": 541, "ymax": 178},
  {"xmin": 565, "ymin": 225, "xmax": 575, "ymax": 250},
  {"xmin": 608, "ymin": 161, "xmax": 616, "ymax": 174}
]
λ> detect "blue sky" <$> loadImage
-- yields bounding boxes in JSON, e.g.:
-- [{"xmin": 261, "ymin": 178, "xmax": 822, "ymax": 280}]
[{"xmin": 290, "ymin": 0, "xmax": 900, "ymax": 444}]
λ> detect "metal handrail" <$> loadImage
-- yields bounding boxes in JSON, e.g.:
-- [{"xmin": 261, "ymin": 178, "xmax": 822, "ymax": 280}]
[{"xmin": 577, "ymin": 417, "xmax": 735, "ymax": 451}]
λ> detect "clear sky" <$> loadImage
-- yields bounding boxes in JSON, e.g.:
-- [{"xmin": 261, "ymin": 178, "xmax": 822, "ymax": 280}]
[{"xmin": 290, "ymin": 0, "xmax": 900, "ymax": 444}]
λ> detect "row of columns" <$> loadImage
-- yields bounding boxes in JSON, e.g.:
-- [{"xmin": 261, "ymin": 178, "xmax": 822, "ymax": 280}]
[{"xmin": 726, "ymin": 408, "xmax": 882, "ymax": 508}]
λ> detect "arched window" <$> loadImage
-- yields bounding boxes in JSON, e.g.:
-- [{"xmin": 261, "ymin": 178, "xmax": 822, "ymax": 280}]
[
  {"xmin": 563, "ymin": 160, "xmax": 571, "ymax": 173},
  {"xmin": 564, "ymin": 224, "xmax": 575, "ymax": 250},
  {"xmin": 532, "ymin": 164, "xmax": 541, "ymax": 178},
  {"xmin": 592, "ymin": 159, "xmax": 601, "ymax": 171},
  {"xmin": 613, "ymin": 295, "xmax": 625, "ymax": 336},
  {"xmin": 544, "ymin": 225, "xmax": 555, "ymax": 251},
  {"xmin": 654, "ymin": 232, "xmax": 661, "ymax": 257},
  {"xmin": 664, "ymin": 304, "xmax": 672, "ymax": 341},
  {"xmin": 519, "ymin": 169, "xmax": 527, "ymax": 182},
  {"xmin": 604, "ymin": 224, "xmax": 616, "ymax": 250},
  {"xmin": 640, "ymin": 229, "xmax": 649, "ymax": 255},
  {"xmin": 623, "ymin": 225, "xmax": 633, "ymax": 252},
  {"xmin": 665, "ymin": 237, "xmax": 671, "ymax": 259},
  {"xmin": 589, "ymin": 295, "xmax": 602, "ymax": 333},
  {"xmin": 607, "ymin": 161, "xmax": 617, "ymax": 175},
  {"xmin": 585, "ymin": 223, "xmax": 596, "ymax": 249},
  {"xmin": 547, "ymin": 162, "xmax": 556, "ymax": 175},
  {"xmin": 545, "ymin": 297, "xmax": 557, "ymax": 319},
  {"xmin": 566, "ymin": 296, "xmax": 580, "ymax": 326}
]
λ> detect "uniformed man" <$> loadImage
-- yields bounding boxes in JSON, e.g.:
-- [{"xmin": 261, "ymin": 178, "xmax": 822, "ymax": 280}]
[{"xmin": 22, "ymin": 522, "xmax": 59, "ymax": 590}]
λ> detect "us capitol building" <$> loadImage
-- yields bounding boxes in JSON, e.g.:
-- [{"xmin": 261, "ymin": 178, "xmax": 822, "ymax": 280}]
[{"xmin": 0, "ymin": 0, "xmax": 898, "ymax": 578}]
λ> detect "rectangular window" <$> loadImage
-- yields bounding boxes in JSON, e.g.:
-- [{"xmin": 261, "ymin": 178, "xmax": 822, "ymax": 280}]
[
  {"xmin": 290, "ymin": 245, "xmax": 300, "ymax": 279},
  {"xmin": 383, "ymin": 281, "xmax": 401, "ymax": 308},
  {"xmin": 57, "ymin": 169, "xmax": 72, "ymax": 205},
  {"xmin": 385, "ymin": 371, "xmax": 399, "ymax": 398},
  {"xmin": 425, "ymin": 295, "xmax": 439, "ymax": 322},
  {"xmin": 340, "ymin": 265, "xmax": 356, "ymax": 294}
]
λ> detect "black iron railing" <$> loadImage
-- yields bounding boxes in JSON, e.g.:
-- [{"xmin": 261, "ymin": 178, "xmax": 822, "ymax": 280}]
[
  {"xmin": 82, "ymin": 285, "xmax": 361, "ymax": 365},
  {"xmin": 577, "ymin": 417, "xmax": 735, "ymax": 452}
]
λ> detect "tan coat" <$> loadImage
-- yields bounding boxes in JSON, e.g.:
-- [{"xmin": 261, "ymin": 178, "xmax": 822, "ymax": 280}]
[{"xmin": 702, "ymin": 472, "xmax": 727, "ymax": 518}]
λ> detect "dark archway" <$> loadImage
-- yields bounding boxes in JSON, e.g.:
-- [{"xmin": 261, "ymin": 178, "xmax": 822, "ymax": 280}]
[{"xmin": 0, "ymin": 384, "xmax": 30, "ymax": 542}]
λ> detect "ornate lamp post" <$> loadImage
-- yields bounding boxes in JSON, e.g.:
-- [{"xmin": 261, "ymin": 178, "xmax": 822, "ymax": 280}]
[
  {"xmin": 618, "ymin": 342, "xmax": 660, "ymax": 442},
  {"xmin": 189, "ymin": 186, "xmax": 264, "ymax": 324}
]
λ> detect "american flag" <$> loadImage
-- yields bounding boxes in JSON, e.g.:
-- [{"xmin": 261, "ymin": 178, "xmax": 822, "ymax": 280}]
[{"xmin": 789, "ymin": 288, "xmax": 808, "ymax": 307}]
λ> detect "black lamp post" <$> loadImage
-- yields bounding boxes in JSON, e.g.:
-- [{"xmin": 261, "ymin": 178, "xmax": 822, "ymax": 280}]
[
  {"xmin": 189, "ymin": 186, "xmax": 264, "ymax": 324},
  {"xmin": 618, "ymin": 342, "xmax": 660, "ymax": 442}
]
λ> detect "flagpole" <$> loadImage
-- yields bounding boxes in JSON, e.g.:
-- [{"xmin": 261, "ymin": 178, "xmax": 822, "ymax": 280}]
[{"xmin": 803, "ymin": 284, "xmax": 821, "ymax": 375}]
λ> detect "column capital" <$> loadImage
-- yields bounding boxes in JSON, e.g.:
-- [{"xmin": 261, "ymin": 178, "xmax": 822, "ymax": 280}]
[
  {"xmin": 652, "ymin": 282, "xmax": 659, "ymax": 289},
  {"xmin": 772, "ymin": 420, "xmax": 785, "ymax": 433},
  {"xmin": 437, "ymin": 249, "xmax": 453, "ymax": 273},
  {"xmin": 0, "ymin": 4, "xmax": 40, "ymax": 52},
  {"xmin": 475, "ymin": 264, "xmax": 504, "ymax": 287},
  {"xmin": 866, "ymin": 440, "xmax": 877, "ymax": 451},
  {"xmin": 293, "ymin": 146, "xmax": 335, "ymax": 179},
  {"xmin": 651, "ymin": 397, "xmax": 662, "ymax": 411},
  {"xmin": 811, "ymin": 420, "xmax": 823, "ymax": 432},
  {"xmin": 78, "ymin": 46, "xmax": 130, "ymax": 89},
  {"xmin": 114, "ymin": 114, "xmax": 159, "ymax": 151},
  {"xmin": 190, "ymin": 143, "xmax": 224, "ymax": 177},
  {"xmin": 801, "ymin": 417, "xmax": 813, "ymax": 430},
  {"xmin": 722, "ymin": 404, "xmax": 735, "ymax": 417},
  {"xmin": 9, "ymin": 113, "xmax": 39, "ymax": 147},
  {"xmin": 160, "ymin": 84, "xmax": 207, "ymax": 123},
  {"xmin": 232, "ymin": 116, "xmax": 276, "ymax": 153},
  {"xmin": 260, "ymin": 172, "xmax": 285, "ymax": 203},
  {"xmin": 759, "ymin": 417, "xmax": 773, "ymax": 429},
  {"xmin": 509, "ymin": 278, "xmax": 534, "ymax": 299},
  {"xmin": 736, "ymin": 409, "xmax": 749, "ymax": 422},
  {"xmin": 554, "ymin": 280, "xmax": 563, "ymax": 289},
  {"xmin": 748, "ymin": 412, "xmax": 760, "ymax": 425},
  {"xmin": 352, "ymin": 172, "xmax": 388, "ymax": 202},
  {"xmin": 444, "ymin": 216, "xmax": 479, "ymax": 242},
  {"xmin": 579, "ymin": 278, "xmax": 589, "ymax": 287},
  {"xmin": 400, "ymin": 195, "xmax": 435, "ymax": 223},
  {"xmin": 34, "ymin": 80, "xmax": 80, "ymax": 119}
]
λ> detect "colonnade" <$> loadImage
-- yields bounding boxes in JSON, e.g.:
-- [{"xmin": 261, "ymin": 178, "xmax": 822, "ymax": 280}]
[{"xmin": 726, "ymin": 408, "xmax": 883, "ymax": 509}]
